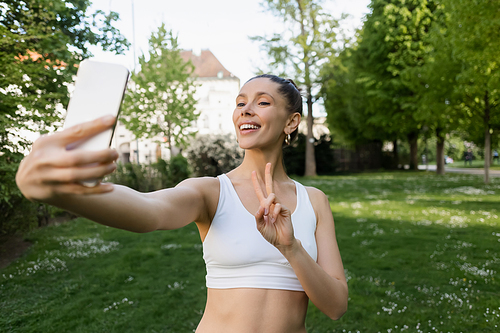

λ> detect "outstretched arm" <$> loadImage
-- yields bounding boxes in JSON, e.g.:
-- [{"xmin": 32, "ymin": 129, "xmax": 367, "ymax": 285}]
[
  {"xmin": 252, "ymin": 164, "xmax": 348, "ymax": 320},
  {"xmin": 16, "ymin": 116, "xmax": 213, "ymax": 233}
]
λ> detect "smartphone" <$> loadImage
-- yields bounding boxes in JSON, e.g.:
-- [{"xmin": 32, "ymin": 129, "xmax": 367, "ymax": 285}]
[{"xmin": 64, "ymin": 59, "xmax": 130, "ymax": 187}]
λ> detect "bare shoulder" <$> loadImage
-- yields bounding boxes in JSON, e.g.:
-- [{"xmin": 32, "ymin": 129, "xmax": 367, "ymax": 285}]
[
  {"xmin": 176, "ymin": 176, "xmax": 220, "ymax": 195},
  {"xmin": 175, "ymin": 176, "xmax": 221, "ymax": 221},
  {"xmin": 304, "ymin": 186, "xmax": 333, "ymax": 223},
  {"xmin": 304, "ymin": 186, "xmax": 330, "ymax": 207}
]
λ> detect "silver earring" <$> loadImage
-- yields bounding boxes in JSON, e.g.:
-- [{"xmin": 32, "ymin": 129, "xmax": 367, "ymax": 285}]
[{"xmin": 285, "ymin": 133, "xmax": 291, "ymax": 145}]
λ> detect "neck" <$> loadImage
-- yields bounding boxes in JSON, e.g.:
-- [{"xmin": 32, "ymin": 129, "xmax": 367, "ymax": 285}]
[{"xmin": 232, "ymin": 146, "xmax": 288, "ymax": 181}]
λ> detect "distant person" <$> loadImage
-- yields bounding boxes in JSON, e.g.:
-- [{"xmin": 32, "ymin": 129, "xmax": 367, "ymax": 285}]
[
  {"xmin": 464, "ymin": 149, "xmax": 473, "ymax": 166},
  {"xmin": 16, "ymin": 74, "xmax": 347, "ymax": 332},
  {"xmin": 494, "ymin": 150, "xmax": 499, "ymax": 164}
]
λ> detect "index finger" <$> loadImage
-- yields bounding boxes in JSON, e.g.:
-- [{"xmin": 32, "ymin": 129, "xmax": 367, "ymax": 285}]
[
  {"xmin": 265, "ymin": 163, "xmax": 273, "ymax": 195},
  {"xmin": 49, "ymin": 115, "xmax": 116, "ymax": 146},
  {"xmin": 252, "ymin": 171, "xmax": 266, "ymax": 202}
]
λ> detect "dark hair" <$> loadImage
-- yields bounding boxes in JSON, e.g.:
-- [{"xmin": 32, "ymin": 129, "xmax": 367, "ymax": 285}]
[{"xmin": 246, "ymin": 74, "xmax": 303, "ymax": 145}]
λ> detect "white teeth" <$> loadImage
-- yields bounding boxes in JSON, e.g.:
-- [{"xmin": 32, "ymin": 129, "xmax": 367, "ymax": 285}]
[{"xmin": 239, "ymin": 124, "xmax": 260, "ymax": 130}]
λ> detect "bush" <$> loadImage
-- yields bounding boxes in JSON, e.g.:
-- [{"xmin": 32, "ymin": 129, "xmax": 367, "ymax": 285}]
[
  {"xmin": 106, "ymin": 156, "xmax": 191, "ymax": 192},
  {"xmin": 186, "ymin": 134, "xmax": 243, "ymax": 176},
  {"xmin": 169, "ymin": 154, "xmax": 190, "ymax": 185}
]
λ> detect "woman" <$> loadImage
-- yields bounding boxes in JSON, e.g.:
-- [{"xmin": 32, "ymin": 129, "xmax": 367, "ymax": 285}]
[{"xmin": 16, "ymin": 74, "xmax": 348, "ymax": 332}]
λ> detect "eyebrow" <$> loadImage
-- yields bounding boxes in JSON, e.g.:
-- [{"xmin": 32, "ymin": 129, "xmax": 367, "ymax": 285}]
[{"xmin": 236, "ymin": 92, "xmax": 275, "ymax": 101}]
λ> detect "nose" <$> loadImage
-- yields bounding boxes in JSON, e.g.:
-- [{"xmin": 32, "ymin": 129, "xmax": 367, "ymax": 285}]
[{"xmin": 240, "ymin": 104, "xmax": 254, "ymax": 116}]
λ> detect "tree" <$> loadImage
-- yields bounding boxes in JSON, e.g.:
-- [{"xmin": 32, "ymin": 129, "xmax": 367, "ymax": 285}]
[
  {"xmin": 356, "ymin": 0, "xmax": 438, "ymax": 170},
  {"xmin": 440, "ymin": 0, "xmax": 500, "ymax": 184},
  {"xmin": 0, "ymin": 0, "xmax": 128, "ymax": 234},
  {"xmin": 323, "ymin": 0, "xmax": 439, "ymax": 171},
  {"xmin": 252, "ymin": 0, "xmax": 340, "ymax": 176},
  {"xmin": 121, "ymin": 24, "xmax": 198, "ymax": 155},
  {"xmin": 1, "ymin": 0, "xmax": 128, "ymax": 152},
  {"xmin": 322, "ymin": 44, "xmax": 390, "ymax": 145},
  {"xmin": 408, "ymin": 2, "xmax": 463, "ymax": 175}
]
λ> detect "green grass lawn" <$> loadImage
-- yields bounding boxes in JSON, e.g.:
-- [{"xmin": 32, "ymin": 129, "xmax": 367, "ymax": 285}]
[
  {"xmin": 1, "ymin": 172, "xmax": 499, "ymax": 332},
  {"xmin": 446, "ymin": 159, "xmax": 500, "ymax": 170}
]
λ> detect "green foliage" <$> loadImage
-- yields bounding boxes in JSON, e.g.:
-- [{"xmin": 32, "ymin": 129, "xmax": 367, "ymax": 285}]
[
  {"xmin": 438, "ymin": 0, "xmax": 500, "ymax": 146},
  {"xmin": 0, "ymin": 0, "xmax": 128, "ymax": 235},
  {"xmin": 121, "ymin": 23, "xmax": 199, "ymax": 151},
  {"xmin": 185, "ymin": 134, "xmax": 243, "ymax": 177},
  {"xmin": 410, "ymin": 0, "xmax": 500, "ymax": 180},
  {"xmin": 1, "ymin": 0, "xmax": 129, "ymax": 152},
  {"xmin": 252, "ymin": 0, "xmax": 341, "ymax": 176},
  {"xmin": 322, "ymin": 0, "xmax": 437, "ymax": 149},
  {"xmin": 169, "ymin": 154, "xmax": 190, "ymax": 185},
  {"xmin": 251, "ymin": 0, "xmax": 339, "ymax": 83},
  {"xmin": 1, "ymin": 173, "xmax": 499, "ymax": 332},
  {"xmin": 106, "ymin": 157, "xmax": 190, "ymax": 192},
  {"xmin": 321, "ymin": 48, "xmax": 386, "ymax": 145}
]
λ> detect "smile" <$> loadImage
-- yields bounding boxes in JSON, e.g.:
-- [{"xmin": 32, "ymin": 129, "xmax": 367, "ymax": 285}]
[{"xmin": 239, "ymin": 124, "xmax": 261, "ymax": 130}]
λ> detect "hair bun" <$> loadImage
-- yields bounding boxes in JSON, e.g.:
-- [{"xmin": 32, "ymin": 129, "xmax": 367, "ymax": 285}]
[{"xmin": 286, "ymin": 79, "xmax": 301, "ymax": 92}]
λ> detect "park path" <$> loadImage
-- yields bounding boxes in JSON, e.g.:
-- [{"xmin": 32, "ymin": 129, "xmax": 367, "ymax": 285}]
[{"xmin": 418, "ymin": 165, "xmax": 500, "ymax": 177}]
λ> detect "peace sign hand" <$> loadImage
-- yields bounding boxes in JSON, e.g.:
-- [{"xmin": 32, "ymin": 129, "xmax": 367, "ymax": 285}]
[{"xmin": 252, "ymin": 163, "xmax": 296, "ymax": 249}]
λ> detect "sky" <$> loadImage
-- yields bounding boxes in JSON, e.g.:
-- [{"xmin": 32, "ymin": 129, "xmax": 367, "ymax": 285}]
[{"xmin": 89, "ymin": 0, "xmax": 371, "ymax": 84}]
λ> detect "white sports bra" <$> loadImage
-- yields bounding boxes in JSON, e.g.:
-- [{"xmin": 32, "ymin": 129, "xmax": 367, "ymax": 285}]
[{"xmin": 202, "ymin": 174, "xmax": 318, "ymax": 291}]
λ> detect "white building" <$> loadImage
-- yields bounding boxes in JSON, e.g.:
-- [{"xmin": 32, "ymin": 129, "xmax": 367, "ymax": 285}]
[{"xmin": 113, "ymin": 49, "xmax": 240, "ymax": 164}]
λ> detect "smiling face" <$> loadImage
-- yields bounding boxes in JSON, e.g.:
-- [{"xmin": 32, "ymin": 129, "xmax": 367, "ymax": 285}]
[{"xmin": 233, "ymin": 78, "xmax": 295, "ymax": 150}]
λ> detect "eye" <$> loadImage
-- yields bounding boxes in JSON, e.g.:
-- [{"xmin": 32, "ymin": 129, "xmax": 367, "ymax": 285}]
[
  {"xmin": 237, "ymin": 102, "xmax": 245, "ymax": 107},
  {"xmin": 258, "ymin": 101, "xmax": 270, "ymax": 106}
]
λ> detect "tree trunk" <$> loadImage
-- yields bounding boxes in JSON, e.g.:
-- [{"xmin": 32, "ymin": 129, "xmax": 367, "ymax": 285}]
[
  {"xmin": 304, "ymin": 85, "xmax": 317, "ymax": 176},
  {"xmin": 484, "ymin": 91, "xmax": 490, "ymax": 184},
  {"xmin": 436, "ymin": 128, "xmax": 445, "ymax": 175},
  {"xmin": 408, "ymin": 131, "xmax": 418, "ymax": 171}
]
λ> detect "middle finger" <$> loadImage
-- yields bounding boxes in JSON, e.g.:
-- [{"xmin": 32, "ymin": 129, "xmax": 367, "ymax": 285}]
[{"xmin": 55, "ymin": 148, "xmax": 119, "ymax": 167}]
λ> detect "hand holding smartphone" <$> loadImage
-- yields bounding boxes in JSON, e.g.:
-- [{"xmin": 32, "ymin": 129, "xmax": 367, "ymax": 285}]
[{"xmin": 64, "ymin": 60, "xmax": 130, "ymax": 186}]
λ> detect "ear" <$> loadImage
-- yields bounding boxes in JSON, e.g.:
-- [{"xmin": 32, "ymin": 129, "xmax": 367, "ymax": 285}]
[{"xmin": 284, "ymin": 112, "xmax": 301, "ymax": 135}]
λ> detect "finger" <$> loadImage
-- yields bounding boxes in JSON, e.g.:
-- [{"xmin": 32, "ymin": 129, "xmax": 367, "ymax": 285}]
[
  {"xmin": 54, "ymin": 149, "xmax": 119, "ymax": 167},
  {"xmin": 49, "ymin": 115, "xmax": 116, "ymax": 146},
  {"xmin": 271, "ymin": 202, "xmax": 281, "ymax": 223},
  {"xmin": 53, "ymin": 182, "xmax": 115, "ymax": 196},
  {"xmin": 262, "ymin": 193, "xmax": 276, "ymax": 217},
  {"xmin": 255, "ymin": 205, "xmax": 265, "ymax": 224},
  {"xmin": 43, "ymin": 163, "xmax": 117, "ymax": 184},
  {"xmin": 252, "ymin": 170, "xmax": 266, "ymax": 202},
  {"xmin": 265, "ymin": 163, "xmax": 273, "ymax": 196}
]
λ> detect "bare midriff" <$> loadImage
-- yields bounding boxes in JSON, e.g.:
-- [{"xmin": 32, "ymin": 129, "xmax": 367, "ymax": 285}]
[{"xmin": 196, "ymin": 288, "xmax": 309, "ymax": 333}]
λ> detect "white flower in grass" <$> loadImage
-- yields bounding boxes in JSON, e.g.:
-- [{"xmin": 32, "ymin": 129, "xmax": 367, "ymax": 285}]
[
  {"xmin": 161, "ymin": 244, "xmax": 182, "ymax": 250},
  {"xmin": 168, "ymin": 281, "xmax": 185, "ymax": 290},
  {"xmin": 444, "ymin": 186, "xmax": 495, "ymax": 195},
  {"xmin": 103, "ymin": 297, "xmax": 134, "ymax": 312},
  {"xmin": 351, "ymin": 202, "xmax": 362, "ymax": 209}
]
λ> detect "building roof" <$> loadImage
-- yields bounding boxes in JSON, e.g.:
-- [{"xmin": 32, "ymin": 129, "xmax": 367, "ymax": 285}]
[{"xmin": 180, "ymin": 49, "xmax": 236, "ymax": 79}]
